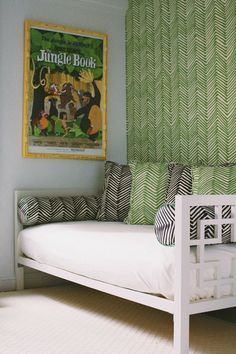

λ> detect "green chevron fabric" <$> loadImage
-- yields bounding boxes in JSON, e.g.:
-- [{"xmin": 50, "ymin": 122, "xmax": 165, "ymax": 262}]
[
  {"xmin": 192, "ymin": 166, "xmax": 236, "ymax": 195},
  {"xmin": 126, "ymin": 0, "xmax": 236, "ymax": 165},
  {"xmin": 124, "ymin": 162, "xmax": 168, "ymax": 225}
]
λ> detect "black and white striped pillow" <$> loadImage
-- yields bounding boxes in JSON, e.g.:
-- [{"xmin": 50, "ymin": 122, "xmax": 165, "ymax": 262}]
[
  {"xmin": 97, "ymin": 161, "xmax": 132, "ymax": 221},
  {"xmin": 18, "ymin": 195, "xmax": 100, "ymax": 226},
  {"xmin": 166, "ymin": 164, "xmax": 185, "ymax": 203},
  {"xmin": 154, "ymin": 203, "xmax": 215, "ymax": 246},
  {"xmin": 166, "ymin": 165, "xmax": 192, "ymax": 204},
  {"xmin": 177, "ymin": 167, "xmax": 192, "ymax": 196},
  {"xmin": 154, "ymin": 204, "xmax": 175, "ymax": 245}
]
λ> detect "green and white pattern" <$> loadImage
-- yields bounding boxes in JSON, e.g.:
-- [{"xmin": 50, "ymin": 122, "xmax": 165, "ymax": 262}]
[
  {"xmin": 124, "ymin": 162, "xmax": 168, "ymax": 225},
  {"xmin": 192, "ymin": 166, "xmax": 236, "ymax": 195},
  {"xmin": 126, "ymin": 0, "xmax": 236, "ymax": 165}
]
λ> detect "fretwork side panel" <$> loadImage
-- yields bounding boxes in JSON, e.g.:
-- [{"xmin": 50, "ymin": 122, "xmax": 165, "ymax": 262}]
[{"xmin": 190, "ymin": 204, "xmax": 236, "ymax": 300}]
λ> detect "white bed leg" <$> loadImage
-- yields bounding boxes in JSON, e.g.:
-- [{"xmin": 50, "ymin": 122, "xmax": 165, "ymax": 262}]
[
  {"xmin": 15, "ymin": 265, "xmax": 24, "ymax": 290},
  {"xmin": 173, "ymin": 311, "xmax": 189, "ymax": 354},
  {"xmin": 174, "ymin": 196, "xmax": 191, "ymax": 354}
]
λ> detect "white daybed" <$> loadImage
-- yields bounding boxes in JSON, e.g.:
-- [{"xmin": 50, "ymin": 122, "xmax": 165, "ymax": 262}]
[{"xmin": 15, "ymin": 189, "xmax": 236, "ymax": 354}]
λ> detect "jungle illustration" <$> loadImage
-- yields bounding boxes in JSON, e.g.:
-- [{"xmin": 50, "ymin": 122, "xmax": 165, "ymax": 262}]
[{"xmin": 25, "ymin": 23, "xmax": 106, "ymax": 156}]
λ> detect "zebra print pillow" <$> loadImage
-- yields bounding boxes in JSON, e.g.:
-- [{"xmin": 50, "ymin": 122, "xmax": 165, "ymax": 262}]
[
  {"xmin": 166, "ymin": 164, "xmax": 192, "ymax": 204},
  {"xmin": 166, "ymin": 164, "xmax": 184, "ymax": 203},
  {"xmin": 154, "ymin": 203, "xmax": 215, "ymax": 246},
  {"xmin": 177, "ymin": 167, "xmax": 193, "ymax": 196},
  {"xmin": 18, "ymin": 195, "xmax": 100, "ymax": 226},
  {"xmin": 97, "ymin": 161, "xmax": 132, "ymax": 221}
]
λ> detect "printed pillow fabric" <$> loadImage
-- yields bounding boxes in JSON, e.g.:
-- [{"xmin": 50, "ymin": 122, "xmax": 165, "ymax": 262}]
[
  {"xmin": 154, "ymin": 203, "xmax": 215, "ymax": 246},
  {"xmin": 192, "ymin": 166, "xmax": 236, "ymax": 195},
  {"xmin": 177, "ymin": 166, "xmax": 193, "ymax": 196},
  {"xmin": 165, "ymin": 164, "xmax": 193, "ymax": 204},
  {"xmin": 165, "ymin": 164, "xmax": 185, "ymax": 203},
  {"xmin": 124, "ymin": 162, "xmax": 169, "ymax": 225},
  {"xmin": 97, "ymin": 161, "xmax": 132, "ymax": 222},
  {"xmin": 18, "ymin": 195, "xmax": 100, "ymax": 226},
  {"xmin": 192, "ymin": 166, "xmax": 236, "ymax": 243}
]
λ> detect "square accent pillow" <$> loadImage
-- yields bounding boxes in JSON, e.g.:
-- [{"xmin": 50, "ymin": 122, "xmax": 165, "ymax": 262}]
[
  {"xmin": 177, "ymin": 166, "xmax": 192, "ymax": 196},
  {"xmin": 165, "ymin": 164, "xmax": 192, "ymax": 204},
  {"xmin": 192, "ymin": 166, "xmax": 236, "ymax": 243},
  {"xmin": 192, "ymin": 166, "xmax": 236, "ymax": 195},
  {"xmin": 97, "ymin": 161, "xmax": 132, "ymax": 221},
  {"xmin": 165, "ymin": 164, "xmax": 185, "ymax": 203},
  {"xmin": 124, "ymin": 162, "xmax": 169, "ymax": 225}
]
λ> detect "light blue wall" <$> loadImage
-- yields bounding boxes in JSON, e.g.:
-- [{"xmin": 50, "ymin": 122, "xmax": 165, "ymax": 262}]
[{"xmin": 0, "ymin": 0, "xmax": 127, "ymax": 290}]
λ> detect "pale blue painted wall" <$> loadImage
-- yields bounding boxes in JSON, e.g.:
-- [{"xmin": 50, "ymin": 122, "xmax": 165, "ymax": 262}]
[{"xmin": 0, "ymin": 0, "xmax": 127, "ymax": 290}]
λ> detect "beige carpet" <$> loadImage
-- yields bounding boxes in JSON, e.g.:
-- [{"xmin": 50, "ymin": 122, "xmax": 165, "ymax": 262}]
[{"xmin": 0, "ymin": 285, "xmax": 235, "ymax": 354}]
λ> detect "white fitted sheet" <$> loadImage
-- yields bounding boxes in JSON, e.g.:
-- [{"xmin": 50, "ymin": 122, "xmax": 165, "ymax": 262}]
[{"xmin": 18, "ymin": 221, "xmax": 236, "ymax": 301}]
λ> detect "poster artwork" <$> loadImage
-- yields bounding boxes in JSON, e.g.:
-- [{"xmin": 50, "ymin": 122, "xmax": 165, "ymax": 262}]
[{"xmin": 23, "ymin": 20, "xmax": 107, "ymax": 160}]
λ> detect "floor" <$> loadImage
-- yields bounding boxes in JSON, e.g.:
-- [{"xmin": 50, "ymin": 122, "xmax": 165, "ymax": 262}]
[{"xmin": 0, "ymin": 284, "xmax": 236, "ymax": 354}]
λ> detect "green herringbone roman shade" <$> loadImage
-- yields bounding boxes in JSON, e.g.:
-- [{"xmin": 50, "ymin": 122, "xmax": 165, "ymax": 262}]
[
  {"xmin": 124, "ymin": 162, "xmax": 168, "ymax": 225},
  {"xmin": 192, "ymin": 166, "xmax": 236, "ymax": 195}
]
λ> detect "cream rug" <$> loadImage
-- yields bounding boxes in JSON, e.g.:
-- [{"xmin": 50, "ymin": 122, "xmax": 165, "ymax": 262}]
[{"xmin": 0, "ymin": 284, "xmax": 235, "ymax": 354}]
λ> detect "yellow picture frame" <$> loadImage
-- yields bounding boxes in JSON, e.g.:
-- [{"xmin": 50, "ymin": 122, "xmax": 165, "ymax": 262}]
[{"xmin": 23, "ymin": 20, "xmax": 107, "ymax": 160}]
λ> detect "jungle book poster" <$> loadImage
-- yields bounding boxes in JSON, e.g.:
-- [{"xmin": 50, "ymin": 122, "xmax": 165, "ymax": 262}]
[{"xmin": 23, "ymin": 20, "xmax": 107, "ymax": 160}]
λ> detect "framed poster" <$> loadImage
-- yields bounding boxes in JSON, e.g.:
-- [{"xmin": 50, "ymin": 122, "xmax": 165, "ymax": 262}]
[{"xmin": 23, "ymin": 20, "xmax": 107, "ymax": 160}]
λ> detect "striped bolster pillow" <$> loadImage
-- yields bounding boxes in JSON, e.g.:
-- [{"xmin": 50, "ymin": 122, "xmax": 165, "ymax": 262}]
[
  {"xmin": 154, "ymin": 203, "xmax": 215, "ymax": 246},
  {"xmin": 18, "ymin": 195, "xmax": 100, "ymax": 226}
]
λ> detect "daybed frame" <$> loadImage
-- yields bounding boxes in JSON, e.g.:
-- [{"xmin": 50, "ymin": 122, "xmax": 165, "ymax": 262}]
[{"xmin": 14, "ymin": 189, "xmax": 236, "ymax": 354}]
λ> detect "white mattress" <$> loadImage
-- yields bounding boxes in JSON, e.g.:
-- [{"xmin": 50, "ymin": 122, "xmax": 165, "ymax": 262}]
[{"xmin": 18, "ymin": 221, "xmax": 236, "ymax": 301}]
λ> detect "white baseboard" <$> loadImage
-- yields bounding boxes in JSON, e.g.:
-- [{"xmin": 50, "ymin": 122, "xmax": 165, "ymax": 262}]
[{"xmin": 0, "ymin": 277, "xmax": 16, "ymax": 291}]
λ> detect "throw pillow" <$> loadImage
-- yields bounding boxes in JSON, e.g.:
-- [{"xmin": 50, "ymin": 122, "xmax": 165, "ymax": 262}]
[
  {"xmin": 18, "ymin": 195, "xmax": 100, "ymax": 226},
  {"xmin": 165, "ymin": 164, "xmax": 185, "ymax": 203},
  {"xmin": 154, "ymin": 203, "xmax": 215, "ymax": 246},
  {"xmin": 124, "ymin": 162, "xmax": 169, "ymax": 225},
  {"xmin": 97, "ymin": 161, "xmax": 132, "ymax": 221},
  {"xmin": 177, "ymin": 166, "xmax": 192, "ymax": 196},
  {"xmin": 192, "ymin": 166, "xmax": 236, "ymax": 195},
  {"xmin": 165, "ymin": 165, "xmax": 192, "ymax": 204}
]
